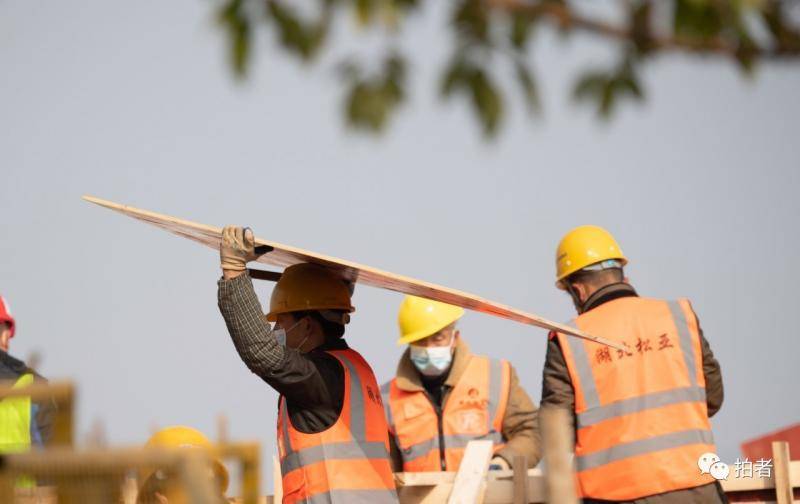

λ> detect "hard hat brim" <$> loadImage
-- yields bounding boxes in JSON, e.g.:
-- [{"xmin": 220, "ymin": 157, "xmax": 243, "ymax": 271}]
[
  {"xmin": 555, "ymin": 256, "xmax": 628, "ymax": 289},
  {"xmin": 266, "ymin": 305, "xmax": 356, "ymax": 322},
  {"xmin": 396, "ymin": 314, "xmax": 462, "ymax": 346}
]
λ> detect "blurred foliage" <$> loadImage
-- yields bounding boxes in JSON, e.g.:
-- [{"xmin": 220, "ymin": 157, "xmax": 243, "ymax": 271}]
[{"xmin": 216, "ymin": 0, "xmax": 800, "ymax": 138}]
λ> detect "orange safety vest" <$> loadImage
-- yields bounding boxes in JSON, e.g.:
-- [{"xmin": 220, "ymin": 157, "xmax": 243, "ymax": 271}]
[
  {"xmin": 277, "ymin": 349, "xmax": 398, "ymax": 504},
  {"xmin": 382, "ymin": 355, "xmax": 510, "ymax": 472},
  {"xmin": 556, "ymin": 297, "xmax": 716, "ymax": 501}
]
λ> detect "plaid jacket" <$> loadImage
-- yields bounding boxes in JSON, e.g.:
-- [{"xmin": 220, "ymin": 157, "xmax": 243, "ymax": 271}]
[{"xmin": 217, "ymin": 273, "xmax": 347, "ymax": 433}]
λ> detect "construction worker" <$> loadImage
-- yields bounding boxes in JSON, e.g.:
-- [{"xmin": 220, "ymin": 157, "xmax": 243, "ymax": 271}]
[
  {"xmin": 137, "ymin": 426, "xmax": 229, "ymax": 504},
  {"xmin": 217, "ymin": 226, "xmax": 397, "ymax": 504},
  {"xmin": 0, "ymin": 295, "xmax": 54, "ymax": 454},
  {"xmin": 542, "ymin": 225, "xmax": 725, "ymax": 503},
  {"xmin": 382, "ymin": 295, "xmax": 541, "ymax": 472}
]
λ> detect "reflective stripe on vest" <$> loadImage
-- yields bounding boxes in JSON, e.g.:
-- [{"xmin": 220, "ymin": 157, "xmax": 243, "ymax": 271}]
[
  {"xmin": 0, "ymin": 373, "xmax": 34, "ymax": 455},
  {"xmin": 278, "ymin": 350, "xmax": 398, "ymax": 504},
  {"xmin": 558, "ymin": 297, "xmax": 716, "ymax": 501},
  {"xmin": 387, "ymin": 355, "xmax": 510, "ymax": 472},
  {"xmin": 398, "ymin": 431, "xmax": 504, "ymax": 463},
  {"xmin": 577, "ymin": 428, "xmax": 715, "ymax": 472}
]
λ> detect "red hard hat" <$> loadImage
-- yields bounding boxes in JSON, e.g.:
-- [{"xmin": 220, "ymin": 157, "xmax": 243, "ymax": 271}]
[{"xmin": 0, "ymin": 296, "xmax": 15, "ymax": 338}]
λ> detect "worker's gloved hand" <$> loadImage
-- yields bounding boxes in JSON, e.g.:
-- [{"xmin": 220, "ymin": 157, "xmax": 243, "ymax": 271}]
[
  {"xmin": 488, "ymin": 456, "xmax": 510, "ymax": 471},
  {"xmin": 220, "ymin": 225, "xmax": 260, "ymax": 272}
]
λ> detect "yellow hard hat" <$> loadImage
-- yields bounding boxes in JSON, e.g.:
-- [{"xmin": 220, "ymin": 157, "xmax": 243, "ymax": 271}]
[
  {"xmin": 267, "ymin": 263, "xmax": 355, "ymax": 322},
  {"xmin": 142, "ymin": 426, "xmax": 229, "ymax": 494},
  {"xmin": 555, "ymin": 225, "xmax": 627, "ymax": 289},
  {"xmin": 397, "ymin": 295, "xmax": 464, "ymax": 345}
]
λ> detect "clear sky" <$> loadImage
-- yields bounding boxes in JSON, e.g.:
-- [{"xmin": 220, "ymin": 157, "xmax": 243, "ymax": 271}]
[{"xmin": 1, "ymin": 0, "xmax": 798, "ymax": 490}]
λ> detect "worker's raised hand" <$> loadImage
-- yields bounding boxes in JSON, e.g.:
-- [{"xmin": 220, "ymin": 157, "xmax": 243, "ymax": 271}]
[{"xmin": 220, "ymin": 225, "xmax": 260, "ymax": 272}]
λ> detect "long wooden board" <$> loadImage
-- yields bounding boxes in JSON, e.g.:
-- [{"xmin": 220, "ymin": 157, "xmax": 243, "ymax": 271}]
[{"xmin": 83, "ymin": 195, "xmax": 624, "ymax": 349}]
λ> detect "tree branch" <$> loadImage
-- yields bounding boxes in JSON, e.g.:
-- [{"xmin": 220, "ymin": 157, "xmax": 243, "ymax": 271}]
[{"xmin": 491, "ymin": 0, "xmax": 800, "ymax": 59}]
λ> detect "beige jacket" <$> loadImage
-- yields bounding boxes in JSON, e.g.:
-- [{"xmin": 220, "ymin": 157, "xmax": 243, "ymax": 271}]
[{"xmin": 387, "ymin": 339, "xmax": 541, "ymax": 470}]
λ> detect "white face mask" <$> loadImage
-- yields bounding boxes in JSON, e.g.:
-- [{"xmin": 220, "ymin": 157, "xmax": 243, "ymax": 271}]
[
  {"xmin": 409, "ymin": 339, "xmax": 455, "ymax": 377},
  {"xmin": 273, "ymin": 318, "xmax": 304, "ymax": 348}
]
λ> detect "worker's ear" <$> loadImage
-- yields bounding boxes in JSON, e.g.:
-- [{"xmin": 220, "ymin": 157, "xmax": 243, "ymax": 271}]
[
  {"xmin": 569, "ymin": 282, "xmax": 590, "ymax": 305},
  {"xmin": 622, "ymin": 276, "xmax": 630, "ymax": 284},
  {"xmin": 0, "ymin": 328, "xmax": 10, "ymax": 352},
  {"xmin": 299, "ymin": 315, "xmax": 312, "ymax": 332}
]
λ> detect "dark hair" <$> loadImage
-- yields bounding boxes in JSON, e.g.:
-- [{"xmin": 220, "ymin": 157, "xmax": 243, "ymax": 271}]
[
  {"xmin": 567, "ymin": 267, "xmax": 624, "ymax": 289},
  {"xmin": 292, "ymin": 311, "xmax": 346, "ymax": 340}
]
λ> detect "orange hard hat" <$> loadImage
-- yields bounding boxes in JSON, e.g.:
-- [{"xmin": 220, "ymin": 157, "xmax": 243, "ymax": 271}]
[{"xmin": 266, "ymin": 263, "xmax": 354, "ymax": 322}]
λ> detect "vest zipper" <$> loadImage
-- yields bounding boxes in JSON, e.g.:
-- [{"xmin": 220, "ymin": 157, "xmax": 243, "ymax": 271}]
[
  {"xmin": 435, "ymin": 386, "xmax": 451, "ymax": 471},
  {"xmin": 437, "ymin": 405, "xmax": 446, "ymax": 470},
  {"xmin": 423, "ymin": 384, "xmax": 450, "ymax": 471}
]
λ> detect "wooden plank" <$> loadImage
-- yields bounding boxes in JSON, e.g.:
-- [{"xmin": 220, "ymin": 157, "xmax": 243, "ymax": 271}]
[
  {"xmin": 512, "ymin": 456, "xmax": 528, "ymax": 504},
  {"xmin": 395, "ymin": 469, "xmax": 548, "ymax": 503},
  {"xmin": 272, "ymin": 455, "xmax": 282, "ymax": 504},
  {"xmin": 82, "ymin": 195, "xmax": 624, "ymax": 350},
  {"xmin": 448, "ymin": 440, "xmax": 493, "ymax": 504},
  {"xmin": 772, "ymin": 441, "xmax": 793, "ymax": 504},
  {"xmin": 540, "ymin": 407, "xmax": 578, "ymax": 504},
  {"xmin": 396, "ymin": 471, "xmax": 457, "ymax": 487}
]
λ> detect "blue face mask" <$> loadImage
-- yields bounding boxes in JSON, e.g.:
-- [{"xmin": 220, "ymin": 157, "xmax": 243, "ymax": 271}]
[{"xmin": 409, "ymin": 341, "xmax": 454, "ymax": 376}]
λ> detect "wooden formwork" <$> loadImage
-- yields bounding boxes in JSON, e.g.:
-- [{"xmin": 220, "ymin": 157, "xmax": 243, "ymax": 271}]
[
  {"xmin": 392, "ymin": 441, "xmax": 800, "ymax": 504},
  {"xmin": 248, "ymin": 439, "xmax": 799, "ymax": 504},
  {"xmin": 0, "ymin": 442, "xmax": 261, "ymax": 504}
]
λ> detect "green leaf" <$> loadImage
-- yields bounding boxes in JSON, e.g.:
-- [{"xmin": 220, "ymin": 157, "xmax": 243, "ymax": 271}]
[
  {"xmin": 439, "ymin": 56, "xmax": 503, "ymax": 137},
  {"xmin": 573, "ymin": 73, "xmax": 608, "ymax": 102},
  {"xmin": 232, "ymin": 23, "xmax": 251, "ymax": 77},
  {"xmin": 217, "ymin": 0, "xmax": 251, "ymax": 78},
  {"xmin": 613, "ymin": 75, "xmax": 644, "ymax": 101},
  {"xmin": 630, "ymin": 1, "xmax": 653, "ymax": 54},
  {"xmin": 598, "ymin": 81, "xmax": 616, "ymax": 118},
  {"xmin": 266, "ymin": 1, "xmax": 328, "ymax": 61},
  {"xmin": 734, "ymin": 28, "xmax": 758, "ymax": 75},
  {"xmin": 510, "ymin": 13, "xmax": 533, "ymax": 50},
  {"xmin": 674, "ymin": 0, "xmax": 723, "ymax": 39},
  {"xmin": 514, "ymin": 60, "xmax": 540, "ymax": 113},
  {"xmin": 342, "ymin": 52, "xmax": 407, "ymax": 133},
  {"xmin": 440, "ymin": 57, "xmax": 472, "ymax": 98},
  {"xmin": 469, "ymin": 69, "xmax": 503, "ymax": 137},
  {"xmin": 355, "ymin": 0, "xmax": 375, "ymax": 26},
  {"xmin": 385, "ymin": 53, "xmax": 406, "ymax": 82},
  {"xmin": 573, "ymin": 60, "xmax": 644, "ymax": 119},
  {"xmin": 452, "ymin": 0, "xmax": 489, "ymax": 43}
]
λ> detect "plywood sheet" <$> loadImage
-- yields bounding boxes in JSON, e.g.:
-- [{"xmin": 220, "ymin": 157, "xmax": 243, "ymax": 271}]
[{"xmin": 83, "ymin": 195, "xmax": 623, "ymax": 349}]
